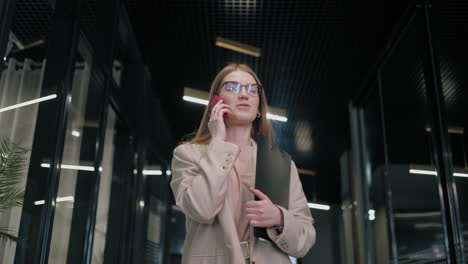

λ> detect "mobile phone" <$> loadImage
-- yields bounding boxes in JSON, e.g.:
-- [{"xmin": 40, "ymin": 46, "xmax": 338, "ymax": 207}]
[{"xmin": 207, "ymin": 95, "xmax": 225, "ymax": 118}]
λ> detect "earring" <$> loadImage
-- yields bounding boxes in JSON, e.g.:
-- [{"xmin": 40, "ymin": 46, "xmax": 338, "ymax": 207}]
[{"xmin": 257, "ymin": 112, "xmax": 261, "ymax": 118}]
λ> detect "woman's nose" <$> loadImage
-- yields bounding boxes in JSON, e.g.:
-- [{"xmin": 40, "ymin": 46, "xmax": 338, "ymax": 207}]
[
  {"xmin": 238, "ymin": 86, "xmax": 249, "ymax": 97},
  {"xmin": 238, "ymin": 91, "xmax": 248, "ymax": 99}
]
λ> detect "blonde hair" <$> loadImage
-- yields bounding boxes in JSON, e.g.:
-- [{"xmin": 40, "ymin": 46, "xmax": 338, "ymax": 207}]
[{"xmin": 181, "ymin": 63, "xmax": 274, "ymax": 145}]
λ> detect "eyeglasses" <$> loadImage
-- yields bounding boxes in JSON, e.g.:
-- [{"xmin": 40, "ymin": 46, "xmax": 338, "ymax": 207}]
[{"xmin": 220, "ymin": 81, "xmax": 262, "ymax": 96}]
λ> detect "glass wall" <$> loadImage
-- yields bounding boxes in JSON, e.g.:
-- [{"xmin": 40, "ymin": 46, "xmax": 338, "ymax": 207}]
[
  {"xmin": 48, "ymin": 36, "xmax": 106, "ymax": 263},
  {"xmin": 379, "ymin": 11, "xmax": 447, "ymax": 262},
  {"xmin": 91, "ymin": 105, "xmax": 117, "ymax": 264},
  {"xmin": 436, "ymin": 0, "xmax": 468, "ymax": 260},
  {"xmin": 348, "ymin": 4, "xmax": 467, "ymax": 264},
  {"xmin": 0, "ymin": 0, "xmax": 169, "ymax": 263},
  {"xmin": 0, "ymin": 0, "xmax": 53, "ymax": 262},
  {"xmin": 360, "ymin": 79, "xmax": 394, "ymax": 264}
]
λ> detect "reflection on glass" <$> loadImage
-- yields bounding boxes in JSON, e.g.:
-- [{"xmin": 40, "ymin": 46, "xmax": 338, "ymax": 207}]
[
  {"xmin": 144, "ymin": 156, "xmax": 166, "ymax": 263},
  {"xmin": 48, "ymin": 38, "xmax": 93, "ymax": 263},
  {"xmin": 437, "ymin": 5, "xmax": 468, "ymax": 257},
  {"xmin": 91, "ymin": 106, "xmax": 116, "ymax": 263},
  {"xmin": 0, "ymin": 29, "xmax": 49, "ymax": 264},
  {"xmin": 361, "ymin": 80, "xmax": 392, "ymax": 264},
  {"xmin": 379, "ymin": 12, "xmax": 448, "ymax": 262}
]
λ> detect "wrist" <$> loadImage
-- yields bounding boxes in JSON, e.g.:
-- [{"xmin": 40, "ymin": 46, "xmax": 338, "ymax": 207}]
[{"xmin": 275, "ymin": 206, "xmax": 284, "ymax": 226}]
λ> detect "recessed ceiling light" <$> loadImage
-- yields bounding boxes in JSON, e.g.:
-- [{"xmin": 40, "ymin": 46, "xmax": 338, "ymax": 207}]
[{"xmin": 72, "ymin": 130, "xmax": 80, "ymax": 137}]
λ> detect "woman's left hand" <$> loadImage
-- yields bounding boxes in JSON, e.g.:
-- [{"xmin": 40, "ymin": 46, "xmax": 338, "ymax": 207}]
[{"xmin": 245, "ymin": 187, "xmax": 284, "ymax": 227}]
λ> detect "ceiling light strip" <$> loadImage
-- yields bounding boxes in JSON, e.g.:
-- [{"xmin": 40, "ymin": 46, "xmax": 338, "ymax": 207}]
[
  {"xmin": 0, "ymin": 94, "xmax": 57, "ymax": 113},
  {"xmin": 41, "ymin": 163, "xmax": 99, "ymax": 172},
  {"xmin": 409, "ymin": 169, "xmax": 468, "ymax": 178},
  {"xmin": 307, "ymin": 202, "xmax": 331, "ymax": 211}
]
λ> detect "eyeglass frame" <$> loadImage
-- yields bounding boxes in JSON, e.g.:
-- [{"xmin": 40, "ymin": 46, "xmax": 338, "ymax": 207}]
[{"xmin": 218, "ymin": 81, "xmax": 263, "ymax": 96}]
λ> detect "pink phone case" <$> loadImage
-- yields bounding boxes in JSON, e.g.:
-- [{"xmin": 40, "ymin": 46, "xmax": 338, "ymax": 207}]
[{"xmin": 208, "ymin": 95, "xmax": 226, "ymax": 118}]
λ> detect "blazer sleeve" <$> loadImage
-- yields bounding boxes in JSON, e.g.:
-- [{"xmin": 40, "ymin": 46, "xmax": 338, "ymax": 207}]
[
  {"xmin": 266, "ymin": 160, "xmax": 316, "ymax": 258},
  {"xmin": 170, "ymin": 139, "xmax": 241, "ymax": 224}
]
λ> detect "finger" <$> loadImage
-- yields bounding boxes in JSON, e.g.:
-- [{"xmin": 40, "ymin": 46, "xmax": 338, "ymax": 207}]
[
  {"xmin": 215, "ymin": 104, "xmax": 230, "ymax": 114},
  {"xmin": 245, "ymin": 208, "xmax": 258, "ymax": 214},
  {"xmin": 218, "ymin": 108, "xmax": 232, "ymax": 118},
  {"xmin": 214, "ymin": 98, "xmax": 223, "ymax": 107},
  {"xmin": 249, "ymin": 187, "xmax": 269, "ymax": 201},
  {"xmin": 249, "ymin": 220, "xmax": 263, "ymax": 227},
  {"xmin": 246, "ymin": 214, "xmax": 257, "ymax": 220},
  {"xmin": 212, "ymin": 102, "xmax": 227, "ymax": 112},
  {"xmin": 211, "ymin": 105, "xmax": 226, "ymax": 118},
  {"xmin": 211, "ymin": 105, "xmax": 228, "ymax": 119},
  {"xmin": 245, "ymin": 201, "xmax": 261, "ymax": 209}
]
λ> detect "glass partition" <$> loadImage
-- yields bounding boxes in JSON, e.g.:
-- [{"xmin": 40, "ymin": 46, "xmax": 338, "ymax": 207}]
[
  {"xmin": 0, "ymin": 1, "xmax": 53, "ymax": 262},
  {"xmin": 379, "ymin": 11, "xmax": 447, "ymax": 262}
]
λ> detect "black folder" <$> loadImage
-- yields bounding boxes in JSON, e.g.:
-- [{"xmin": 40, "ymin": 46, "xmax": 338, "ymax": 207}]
[{"xmin": 254, "ymin": 136, "xmax": 291, "ymax": 240}]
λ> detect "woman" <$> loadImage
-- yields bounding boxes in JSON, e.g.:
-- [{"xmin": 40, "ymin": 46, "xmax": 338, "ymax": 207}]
[{"xmin": 171, "ymin": 63, "xmax": 316, "ymax": 264}]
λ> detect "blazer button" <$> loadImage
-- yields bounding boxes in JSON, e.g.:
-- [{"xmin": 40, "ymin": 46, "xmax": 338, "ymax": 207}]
[{"xmin": 222, "ymin": 166, "xmax": 227, "ymax": 170}]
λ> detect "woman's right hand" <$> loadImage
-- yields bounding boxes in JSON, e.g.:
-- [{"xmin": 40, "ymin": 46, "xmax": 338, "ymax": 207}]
[{"xmin": 208, "ymin": 99, "xmax": 232, "ymax": 141}]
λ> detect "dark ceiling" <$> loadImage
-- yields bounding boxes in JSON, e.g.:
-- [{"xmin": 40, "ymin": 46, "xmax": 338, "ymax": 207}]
[{"xmin": 123, "ymin": 0, "xmax": 411, "ymax": 204}]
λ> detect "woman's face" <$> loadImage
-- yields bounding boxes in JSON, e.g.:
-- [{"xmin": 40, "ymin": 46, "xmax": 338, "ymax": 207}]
[{"xmin": 218, "ymin": 70, "xmax": 260, "ymax": 125}]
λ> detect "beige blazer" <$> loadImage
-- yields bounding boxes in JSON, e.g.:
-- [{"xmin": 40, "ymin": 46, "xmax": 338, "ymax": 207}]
[{"xmin": 171, "ymin": 138, "xmax": 316, "ymax": 264}]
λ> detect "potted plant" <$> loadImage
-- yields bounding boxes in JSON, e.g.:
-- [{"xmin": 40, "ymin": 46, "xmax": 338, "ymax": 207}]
[{"xmin": 0, "ymin": 138, "xmax": 27, "ymax": 245}]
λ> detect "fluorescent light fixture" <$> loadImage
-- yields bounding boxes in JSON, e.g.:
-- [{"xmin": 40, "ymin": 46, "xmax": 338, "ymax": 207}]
[
  {"xmin": 56, "ymin": 196, "xmax": 74, "ymax": 202},
  {"xmin": 267, "ymin": 106, "xmax": 287, "ymax": 122},
  {"xmin": 426, "ymin": 126, "xmax": 464, "ymax": 134},
  {"xmin": 183, "ymin": 87, "xmax": 210, "ymax": 106},
  {"xmin": 394, "ymin": 211, "xmax": 441, "ymax": 218},
  {"xmin": 183, "ymin": 87, "xmax": 288, "ymax": 122},
  {"xmin": 0, "ymin": 94, "xmax": 57, "ymax": 113},
  {"xmin": 34, "ymin": 196, "xmax": 74, "ymax": 206},
  {"xmin": 215, "ymin": 37, "xmax": 261, "ymax": 57},
  {"xmin": 142, "ymin": 169, "xmax": 163, "ymax": 175},
  {"xmin": 454, "ymin": 172, "xmax": 468, "ymax": 177},
  {"xmin": 166, "ymin": 170, "xmax": 172, "ymax": 175},
  {"xmin": 34, "ymin": 200, "xmax": 45, "ymax": 205},
  {"xmin": 409, "ymin": 169, "xmax": 438, "ymax": 176},
  {"xmin": 72, "ymin": 130, "xmax": 80, "ymax": 137},
  {"xmin": 266, "ymin": 113, "xmax": 287, "ymax": 122},
  {"xmin": 414, "ymin": 223, "xmax": 442, "ymax": 229},
  {"xmin": 297, "ymin": 168, "xmax": 316, "ymax": 176},
  {"xmin": 183, "ymin": 96, "xmax": 209, "ymax": 105},
  {"xmin": 307, "ymin": 202, "xmax": 331, "ymax": 211},
  {"xmin": 41, "ymin": 163, "xmax": 95, "ymax": 172},
  {"xmin": 409, "ymin": 169, "xmax": 468, "ymax": 178},
  {"xmin": 368, "ymin": 209, "xmax": 376, "ymax": 221}
]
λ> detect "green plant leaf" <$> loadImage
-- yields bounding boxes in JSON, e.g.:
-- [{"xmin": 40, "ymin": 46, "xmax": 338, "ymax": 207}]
[
  {"xmin": 0, "ymin": 138, "xmax": 28, "ymax": 244},
  {"xmin": 0, "ymin": 228, "xmax": 18, "ymax": 245}
]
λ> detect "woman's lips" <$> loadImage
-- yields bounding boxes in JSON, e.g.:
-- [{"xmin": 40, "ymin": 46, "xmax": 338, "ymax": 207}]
[{"xmin": 236, "ymin": 104, "xmax": 251, "ymax": 110}]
